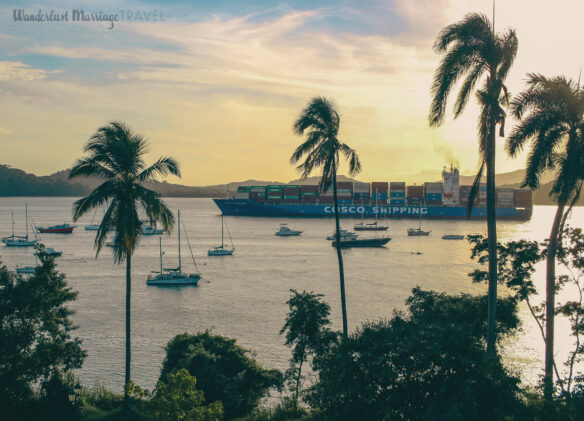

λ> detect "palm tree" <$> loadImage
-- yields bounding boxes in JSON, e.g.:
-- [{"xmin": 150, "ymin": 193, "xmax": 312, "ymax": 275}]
[
  {"xmin": 429, "ymin": 13, "xmax": 518, "ymax": 355},
  {"xmin": 69, "ymin": 121, "xmax": 180, "ymax": 405},
  {"xmin": 506, "ymin": 74, "xmax": 584, "ymax": 399},
  {"xmin": 291, "ymin": 97, "xmax": 361, "ymax": 340}
]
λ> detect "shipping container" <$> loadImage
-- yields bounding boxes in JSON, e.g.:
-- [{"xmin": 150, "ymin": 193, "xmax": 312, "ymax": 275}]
[
  {"xmin": 407, "ymin": 197, "xmax": 424, "ymax": 205},
  {"xmin": 390, "ymin": 191, "xmax": 406, "ymax": 198},
  {"xmin": 407, "ymin": 185, "xmax": 424, "ymax": 198},
  {"xmin": 353, "ymin": 182, "xmax": 370, "ymax": 193},
  {"xmin": 514, "ymin": 189, "xmax": 533, "ymax": 207},
  {"xmin": 390, "ymin": 199, "xmax": 406, "ymax": 205},
  {"xmin": 300, "ymin": 185, "xmax": 318, "ymax": 193},
  {"xmin": 390, "ymin": 182, "xmax": 406, "ymax": 190},
  {"xmin": 424, "ymin": 182, "xmax": 443, "ymax": 194},
  {"xmin": 371, "ymin": 182, "xmax": 389, "ymax": 195},
  {"xmin": 234, "ymin": 192, "xmax": 250, "ymax": 199},
  {"xmin": 300, "ymin": 196, "xmax": 317, "ymax": 204},
  {"xmin": 250, "ymin": 192, "xmax": 265, "ymax": 202},
  {"xmin": 250, "ymin": 186, "xmax": 266, "ymax": 192},
  {"xmin": 237, "ymin": 186, "xmax": 251, "ymax": 193}
]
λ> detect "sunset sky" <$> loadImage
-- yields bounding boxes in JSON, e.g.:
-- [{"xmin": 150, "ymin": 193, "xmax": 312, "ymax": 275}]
[{"xmin": 1, "ymin": 0, "xmax": 582, "ymax": 185}]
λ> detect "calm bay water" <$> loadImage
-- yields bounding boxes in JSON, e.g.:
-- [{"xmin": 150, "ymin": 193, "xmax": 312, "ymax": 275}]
[{"xmin": 0, "ymin": 197, "xmax": 581, "ymax": 391}]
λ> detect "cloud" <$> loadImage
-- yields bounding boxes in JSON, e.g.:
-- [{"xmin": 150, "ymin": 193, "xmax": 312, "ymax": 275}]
[{"xmin": 0, "ymin": 61, "xmax": 61, "ymax": 81}]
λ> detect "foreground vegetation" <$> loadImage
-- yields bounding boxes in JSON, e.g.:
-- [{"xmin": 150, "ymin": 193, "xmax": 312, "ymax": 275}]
[{"xmin": 2, "ymin": 231, "xmax": 584, "ymax": 420}]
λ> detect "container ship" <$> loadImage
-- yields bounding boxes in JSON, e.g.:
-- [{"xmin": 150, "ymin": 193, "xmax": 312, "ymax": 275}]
[{"xmin": 213, "ymin": 167, "xmax": 533, "ymax": 220}]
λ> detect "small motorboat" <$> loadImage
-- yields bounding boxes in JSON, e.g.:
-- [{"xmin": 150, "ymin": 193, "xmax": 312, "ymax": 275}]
[
  {"xmin": 84, "ymin": 225, "xmax": 100, "ymax": 231},
  {"xmin": 37, "ymin": 223, "xmax": 76, "ymax": 234},
  {"xmin": 442, "ymin": 234, "xmax": 465, "ymax": 240},
  {"xmin": 142, "ymin": 224, "xmax": 164, "ymax": 235},
  {"xmin": 16, "ymin": 265, "xmax": 36, "ymax": 274},
  {"xmin": 326, "ymin": 229, "xmax": 358, "ymax": 241},
  {"xmin": 353, "ymin": 221, "xmax": 389, "ymax": 231},
  {"xmin": 35, "ymin": 247, "xmax": 63, "ymax": 257},
  {"xmin": 407, "ymin": 227, "xmax": 430, "ymax": 236},
  {"xmin": 332, "ymin": 237, "xmax": 391, "ymax": 248},
  {"xmin": 275, "ymin": 224, "xmax": 302, "ymax": 236}
]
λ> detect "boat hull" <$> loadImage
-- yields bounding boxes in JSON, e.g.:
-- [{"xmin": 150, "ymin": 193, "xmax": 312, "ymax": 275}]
[
  {"xmin": 213, "ymin": 199, "xmax": 532, "ymax": 220},
  {"xmin": 38, "ymin": 227, "xmax": 74, "ymax": 233},
  {"xmin": 2, "ymin": 238, "xmax": 38, "ymax": 247},
  {"xmin": 147, "ymin": 275, "xmax": 200, "ymax": 286},
  {"xmin": 208, "ymin": 248, "xmax": 234, "ymax": 256},
  {"xmin": 84, "ymin": 225, "xmax": 100, "ymax": 231},
  {"xmin": 332, "ymin": 237, "xmax": 391, "ymax": 248}
]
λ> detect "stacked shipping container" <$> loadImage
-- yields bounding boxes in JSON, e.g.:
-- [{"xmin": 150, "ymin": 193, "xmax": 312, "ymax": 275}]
[
  {"xmin": 406, "ymin": 185, "xmax": 424, "ymax": 206},
  {"xmin": 390, "ymin": 182, "xmax": 406, "ymax": 205},
  {"xmin": 266, "ymin": 185, "xmax": 283, "ymax": 203},
  {"xmin": 424, "ymin": 182, "xmax": 443, "ymax": 205},
  {"xmin": 284, "ymin": 185, "xmax": 300, "ymax": 203},
  {"xmin": 300, "ymin": 185, "xmax": 318, "ymax": 204},
  {"xmin": 371, "ymin": 182, "xmax": 388, "ymax": 203},
  {"xmin": 496, "ymin": 188, "xmax": 514, "ymax": 207},
  {"xmin": 353, "ymin": 182, "xmax": 370, "ymax": 202},
  {"xmin": 250, "ymin": 186, "xmax": 266, "ymax": 202}
]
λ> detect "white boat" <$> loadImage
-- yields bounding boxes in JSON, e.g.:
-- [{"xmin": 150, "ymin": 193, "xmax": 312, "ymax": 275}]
[
  {"xmin": 326, "ymin": 229, "xmax": 358, "ymax": 241},
  {"xmin": 275, "ymin": 224, "xmax": 302, "ymax": 236},
  {"xmin": 2, "ymin": 205, "xmax": 39, "ymax": 247},
  {"xmin": 442, "ymin": 234, "xmax": 465, "ymax": 240},
  {"xmin": 35, "ymin": 247, "xmax": 63, "ymax": 257},
  {"xmin": 407, "ymin": 205, "xmax": 431, "ymax": 236},
  {"xmin": 85, "ymin": 209, "xmax": 100, "ymax": 230},
  {"xmin": 16, "ymin": 265, "xmax": 36, "ymax": 274},
  {"xmin": 105, "ymin": 236, "xmax": 116, "ymax": 247},
  {"xmin": 353, "ymin": 193, "xmax": 388, "ymax": 231},
  {"xmin": 208, "ymin": 214, "xmax": 234, "ymax": 256},
  {"xmin": 147, "ymin": 210, "xmax": 201, "ymax": 286},
  {"xmin": 142, "ymin": 223, "xmax": 164, "ymax": 236}
]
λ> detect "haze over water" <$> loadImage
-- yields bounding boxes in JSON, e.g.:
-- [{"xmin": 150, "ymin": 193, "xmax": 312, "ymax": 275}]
[{"xmin": 0, "ymin": 197, "xmax": 581, "ymax": 391}]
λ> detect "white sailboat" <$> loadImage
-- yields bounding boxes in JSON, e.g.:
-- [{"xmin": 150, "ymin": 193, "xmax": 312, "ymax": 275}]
[
  {"xmin": 407, "ymin": 206, "xmax": 430, "ymax": 236},
  {"xmin": 208, "ymin": 214, "xmax": 234, "ymax": 256},
  {"xmin": 2, "ymin": 205, "xmax": 39, "ymax": 247},
  {"xmin": 354, "ymin": 193, "xmax": 388, "ymax": 231},
  {"xmin": 84, "ymin": 209, "xmax": 100, "ymax": 231},
  {"xmin": 147, "ymin": 210, "xmax": 201, "ymax": 286}
]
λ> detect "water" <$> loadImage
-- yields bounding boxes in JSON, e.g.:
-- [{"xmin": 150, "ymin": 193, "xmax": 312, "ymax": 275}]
[{"xmin": 0, "ymin": 197, "xmax": 581, "ymax": 391}]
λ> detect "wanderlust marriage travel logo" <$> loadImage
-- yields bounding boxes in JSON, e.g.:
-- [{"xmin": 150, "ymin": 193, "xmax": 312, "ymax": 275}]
[{"xmin": 12, "ymin": 9, "xmax": 166, "ymax": 29}]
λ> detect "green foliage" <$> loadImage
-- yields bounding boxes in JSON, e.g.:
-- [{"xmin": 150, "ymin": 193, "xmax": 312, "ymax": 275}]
[
  {"xmin": 0, "ymin": 246, "xmax": 86, "ymax": 410},
  {"xmin": 280, "ymin": 290, "xmax": 335, "ymax": 402},
  {"xmin": 161, "ymin": 332, "xmax": 283, "ymax": 419},
  {"xmin": 307, "ymin": 288, "xmax": 523, "ymax": 421},
  {"xmin": 243, "ymin": 397, "xmax": 309, "ymax": 421},
  {"xmin": 469, "ymin": 230, "xmax": 584, "ymax": 396},
  {"xmin": 82, "ymin": 381, "xmax": 124, "ymax": 411},
  {"xmin": 139, "ymin": 369, "xmax": 223, "ymax": 421}
]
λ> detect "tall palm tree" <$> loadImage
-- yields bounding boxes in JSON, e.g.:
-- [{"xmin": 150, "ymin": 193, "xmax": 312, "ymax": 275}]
[
  {"xmin": 429, "ymin": 13, "xmax": 518, "ymax": 355},
  {"xmin": 69, "ymin": 121, "xmax": 180, "ymax": 405},
  {"xmin": 291, "ymin": 97, "xmax": 361, "ymax": 340},
  {"xmin": 507, "ymin": 74, "xmax": 584, "ymax": 398}
]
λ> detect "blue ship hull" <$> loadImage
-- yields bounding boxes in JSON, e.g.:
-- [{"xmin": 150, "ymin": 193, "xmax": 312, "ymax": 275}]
[{"xmin": 213, "ymin": 199, "xmax": 532, "ymax": 220}]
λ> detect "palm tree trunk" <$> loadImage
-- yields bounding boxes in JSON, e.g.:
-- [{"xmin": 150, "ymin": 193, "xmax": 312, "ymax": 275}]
[
  {"xmin": 124, "ymin": 254, "xmax": 132, "ymax": 407},
  {"xmin": 486, "ymin": 113, "xmax": 498, "ymax": 356},
  {"xmin": 544, "ymin": 202, "xmax": 565, "ymax": 401},
  {"xmin": 332, "ymin": 161, "xmax": 348, "ymax": 340}
]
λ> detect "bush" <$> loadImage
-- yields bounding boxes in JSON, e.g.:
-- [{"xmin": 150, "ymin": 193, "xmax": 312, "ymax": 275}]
[
  {"xmin": 161, "ymin": 331, "xmax": 282, "ymax": 419},
  {"xmin": 308, "ymin": 288, "xmax": 524, "ymax": 421}
]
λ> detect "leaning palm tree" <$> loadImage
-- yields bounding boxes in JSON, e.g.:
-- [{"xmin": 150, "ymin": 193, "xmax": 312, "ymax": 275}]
[
  {"xmin": 69, "ymin": 121, "xmax": 180, "ymax": 405},
  {"xmin": 291, "ymin": 97, "xmax": 361, "ymax": 340},
  {"xmin": 507, "ymin": 74, "xmax": 584, "ymax": 399},
  {"xmin": 429, "ymin": 13, "xmax": 518, "ymax": 355}
]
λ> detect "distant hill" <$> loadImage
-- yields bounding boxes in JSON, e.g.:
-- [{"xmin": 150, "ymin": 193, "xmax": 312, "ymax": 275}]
[{"xmin": 0, "ymin": 164, "xmax": 580, "ymax": 205}]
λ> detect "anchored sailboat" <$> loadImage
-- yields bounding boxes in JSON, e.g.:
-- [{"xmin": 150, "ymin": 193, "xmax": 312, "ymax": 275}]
[
  {"xmin": 354, "ymin": 193, "xmax": 388, "ymax": 231},
  {"xmin": 2, "ymin": 204, "xmax": 39, "ymax": 247},
  {"xmin": 407, "ymin": 206, "xmax": 430, "ymax": 236},
  {"xmin": 147, "ymin": 210, "xmax": 201, "ymax": 286},
  {"xmin": 208, "ymin": 214, "xmax": 234, "ymax": 256}
]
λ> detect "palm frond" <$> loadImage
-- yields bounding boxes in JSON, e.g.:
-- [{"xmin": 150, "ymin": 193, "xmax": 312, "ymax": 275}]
[
  {"xmin": 72, "ymin": 180, "xmax": 119, "ymax": 221},
  {"xmin": 138, "ymin": 157, "xmax": 181, "ymax": 182},
  {"xmin": 133, "ymin": 184, "xmax": 175, "ymax": 233},
  {"xmin": 466, "ymin": 160, "xmax": 485, "ymax": 219}
]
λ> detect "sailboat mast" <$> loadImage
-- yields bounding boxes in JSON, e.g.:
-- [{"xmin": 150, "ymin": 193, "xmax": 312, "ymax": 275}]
[
  {"xmin": 159, "ymin": 237, "xmax": 163, "ymax": 274},
  {"xmin": 375, "ymin": 189, "xmax": 378, "ymax": 223},
  {"xmin": 25, "ymin": 203, "xmax": 28, "ymax": 240},
  {"xmin": 221, "ymin": 214, "xmax": 224, "ymax": 248},
  {"xmin": 177, "ymin": 210, "xmax": 182, "ymax": 271},
  {"xmin": 11, "ymin": 211, "xmax": 14, "ymax": 237}
]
